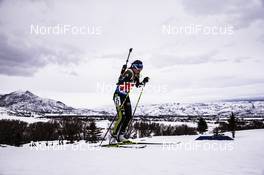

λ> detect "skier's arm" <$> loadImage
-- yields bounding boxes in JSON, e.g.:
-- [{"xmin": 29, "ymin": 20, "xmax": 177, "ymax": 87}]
[{"xmin": 136, "ymin": 77, "xmax": 149, "ymax": 87}]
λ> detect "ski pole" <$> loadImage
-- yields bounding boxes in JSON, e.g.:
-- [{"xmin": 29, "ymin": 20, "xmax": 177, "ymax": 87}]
[{"xmin": 126, "ymin": 86, "xmax": 144, "ymax": 138}]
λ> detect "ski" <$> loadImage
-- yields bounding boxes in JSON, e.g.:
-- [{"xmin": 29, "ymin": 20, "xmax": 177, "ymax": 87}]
[
  {"xmin": 101, "ymin": 140, "xmax": 181, "ymax": 148},
  {"xmin": 101, "ymin": 140, "xmax": 139, "ymax": 147},
  {"xmin": 101, "ymin": 141, "xmax": 147, "ymax": 149},
  {"xmin": 118, "ymin": 144, "xmax": 146, "ymax": 149},
  {"xmin": 137, "ymin": 141, "xmax": 181, "ymax": 145},
  {"xmin": 102, "ymin": 144, "xmax": 147, "ymax": 149}
]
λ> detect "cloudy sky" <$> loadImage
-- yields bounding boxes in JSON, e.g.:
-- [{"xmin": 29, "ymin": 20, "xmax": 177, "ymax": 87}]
[{"xmin": 0, "ymin": 0, "xmax": 264, "ymax": 108}]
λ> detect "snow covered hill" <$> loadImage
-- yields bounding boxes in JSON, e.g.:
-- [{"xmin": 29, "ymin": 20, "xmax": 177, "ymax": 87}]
[
  {"xmin": 0, "ymin": 91, "xmax": 108, "ymax": 116},
  {"xmin": 0, "ymin": 90, "xmax": 74, "ymax": 114},
  {"xmin": 135, "ymin": 101, "xmax": 264, "ymax": 117}
]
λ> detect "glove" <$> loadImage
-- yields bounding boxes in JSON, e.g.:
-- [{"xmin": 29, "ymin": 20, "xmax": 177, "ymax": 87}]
[{"xmin": 142, "ymin": 77, "xmax": 149, "ymax": 85}]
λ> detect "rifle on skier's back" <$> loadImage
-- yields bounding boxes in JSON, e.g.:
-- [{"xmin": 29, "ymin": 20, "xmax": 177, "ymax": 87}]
[{"xmin": 120, "ymin": 48, "xmax": 133, "ymax": 74}]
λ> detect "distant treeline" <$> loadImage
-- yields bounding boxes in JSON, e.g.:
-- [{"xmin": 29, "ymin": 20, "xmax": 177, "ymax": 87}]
[
  {"xmin": 0, "ymin": 118, "xmax": 198, "ymax": 146},
  {"xmin": 218, "ymin": 119, "xmax": 264, "ymax": 132},
  {"xmin": 0, "ymin": 118, "xmax": 102, "ymax": 146},
  {"xmin": 131, "ymin": 122, "xmax": 197, "ymax": 138}
]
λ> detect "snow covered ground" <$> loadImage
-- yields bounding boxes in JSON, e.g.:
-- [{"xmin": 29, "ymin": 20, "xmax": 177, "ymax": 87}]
[
  {"xmin": 0, "ymin": 115, "xmax": 50, "ymax": 123},
  {"xmin": 1, "ymin": 129, "xmax": 264, "ymax": 175},
  {"xmin": 0, "ymin": 114, "xmax": 49, "ymax": 123},
  {"xmin": 0, "ymin": 113, "xmax": 49, "ymax": 124},
  {"xmin": 0, "ymin": 107, "xmax": 49, "ymax": 123}
]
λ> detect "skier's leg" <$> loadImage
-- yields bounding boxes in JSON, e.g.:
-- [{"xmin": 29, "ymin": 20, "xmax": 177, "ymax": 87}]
[
  {"xmin": 112, "ymin": 93, "xmax": 126, "ymax": 137},
  {"xmin": 119, "ymin": 96, "xmax": 132, "ymax": 136}
]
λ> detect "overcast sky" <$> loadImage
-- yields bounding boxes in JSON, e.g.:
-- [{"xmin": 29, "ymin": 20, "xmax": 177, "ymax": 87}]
[{"xmin": 0, "ymin": 0, "xmax": 264, "ymax": 108}]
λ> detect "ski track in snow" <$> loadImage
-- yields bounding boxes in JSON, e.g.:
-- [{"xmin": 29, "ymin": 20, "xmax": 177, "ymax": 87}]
[{"xmin": 0, "ymin": 129, "xmax": 264, "ymax": 175}]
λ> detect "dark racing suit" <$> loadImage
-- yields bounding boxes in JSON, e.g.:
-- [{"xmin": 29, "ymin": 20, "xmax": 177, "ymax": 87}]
[{"xmin": 112, "ymin": 68, "xmax": 141, "ymax": 137}]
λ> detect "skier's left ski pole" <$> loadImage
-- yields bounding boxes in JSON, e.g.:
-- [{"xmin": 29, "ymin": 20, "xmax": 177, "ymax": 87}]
[{"xmin": 126, "ymin": 86, "xmax": 144, "ymax": 138}]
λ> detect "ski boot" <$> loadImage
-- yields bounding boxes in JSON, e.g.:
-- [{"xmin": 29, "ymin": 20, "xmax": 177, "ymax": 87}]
[{"xmin": 109, "ymin": 132, "xmax": 118, "ymax": 144}]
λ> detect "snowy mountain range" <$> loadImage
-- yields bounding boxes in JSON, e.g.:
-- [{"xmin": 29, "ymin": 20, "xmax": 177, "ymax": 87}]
[
  {"xmin": 0, "ymin": 91, "xmax": 109, "ymax": 116},
  {"xmin": 0, "ymin": 91, "xmax": 73, "ymax": 113},
  {"xmin": 0, "ymin": 90, "xmax": 264, "ymax": 117},
  {"xmin": 135, "ymin": 101, "xmax": 264, "ymax": 117}
]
